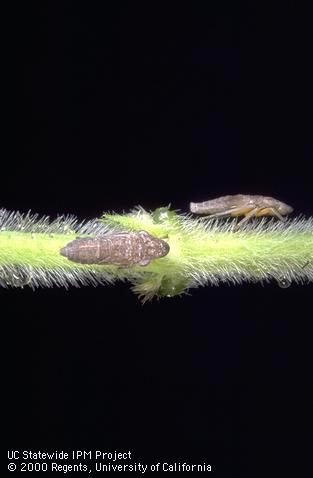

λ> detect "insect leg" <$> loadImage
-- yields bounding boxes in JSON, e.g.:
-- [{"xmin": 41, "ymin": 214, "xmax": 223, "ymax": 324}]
[
  {"xmin": 236, "ymin": 207, "xmax": 262, "ymax": 226},
  {"xmin": 264, "ymin": 207, "xmax": 286, "ymax": 221},
  {"xmin": 202, "ymin": 206, "xmax": 254, "ymax": 219}
]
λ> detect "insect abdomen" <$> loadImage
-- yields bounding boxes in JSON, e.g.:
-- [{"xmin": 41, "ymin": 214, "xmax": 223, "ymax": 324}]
[{"xmin": 60, "ymin": 237, "xmax": 105, "ymax": 264}]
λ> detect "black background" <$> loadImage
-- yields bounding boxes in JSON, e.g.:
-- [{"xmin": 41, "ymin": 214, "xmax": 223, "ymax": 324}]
[{"xmin": 6, "ymin": 2, "xmax": 312, "ymax": 476}]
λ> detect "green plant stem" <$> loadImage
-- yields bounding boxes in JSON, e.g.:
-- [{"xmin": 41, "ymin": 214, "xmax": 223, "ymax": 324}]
[{"xmin": 0, "ymin": 207, "xmax": 312, "ymax": 300}]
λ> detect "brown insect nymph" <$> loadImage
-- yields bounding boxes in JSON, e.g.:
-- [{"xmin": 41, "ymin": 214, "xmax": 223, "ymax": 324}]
[{"xmin": 60, "ymin": 231, "xmax": 170, "ymax": 267}]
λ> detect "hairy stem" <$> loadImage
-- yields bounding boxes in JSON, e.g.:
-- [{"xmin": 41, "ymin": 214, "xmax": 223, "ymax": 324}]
[{"xmin": 0, "ymin": 207, "xmax": 312, "ymax": 300}]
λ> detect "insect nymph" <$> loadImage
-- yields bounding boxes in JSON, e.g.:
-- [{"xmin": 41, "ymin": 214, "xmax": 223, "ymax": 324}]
[
  {"xmin": 60, "ymin": 230, "xmax": 170, "ymax": 267},
  {"xmin": 190, "ymin": 194, "xmax": 293, "ymax": 224}
]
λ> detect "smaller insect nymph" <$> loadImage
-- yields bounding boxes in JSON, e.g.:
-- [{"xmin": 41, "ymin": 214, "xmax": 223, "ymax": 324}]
[
  {"xmin": 60, "ymin": 230, "xmax": 170, "ymax": 267},
  {"xmin": 190, "ymin": 194, "xmax": 293, "ymax": 225}
]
